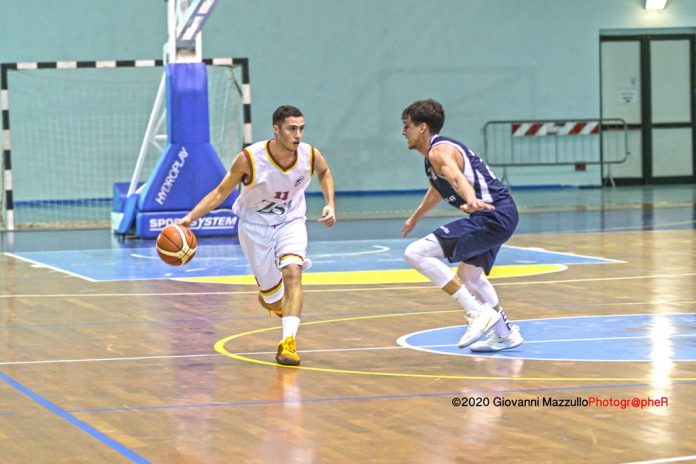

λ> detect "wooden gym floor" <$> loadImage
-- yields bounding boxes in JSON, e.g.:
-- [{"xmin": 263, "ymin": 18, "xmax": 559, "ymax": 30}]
[{"xmin": 1, "ymin": 186, "xmax": 695, "ymax": 464}]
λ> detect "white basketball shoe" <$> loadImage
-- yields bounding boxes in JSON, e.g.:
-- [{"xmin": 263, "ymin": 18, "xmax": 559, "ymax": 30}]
[
  {"xmin": 457, "ymin": 304, "xmax": 501, "ymax": 349},
  {"xmin": 470, "ymin": 325, "xmax": 524, "ymax": 352}
]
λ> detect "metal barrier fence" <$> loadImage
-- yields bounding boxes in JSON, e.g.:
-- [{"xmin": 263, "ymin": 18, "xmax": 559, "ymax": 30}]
[{"xmin": 482, "ymin": 118, "xmax": 630, "ymax": 186}]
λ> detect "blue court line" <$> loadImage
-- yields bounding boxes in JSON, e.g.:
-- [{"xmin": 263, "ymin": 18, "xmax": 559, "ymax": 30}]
[
  {"xmin": 0, "ymin": 411, "xmax": 15, "ymax": 416},
  {"xmin": 68, "ymin": 380, "xmax": 696, "ymax": 413},
  {"xmin": 0, "ymin": 372, "xmax": 150, "ymax": 464}
]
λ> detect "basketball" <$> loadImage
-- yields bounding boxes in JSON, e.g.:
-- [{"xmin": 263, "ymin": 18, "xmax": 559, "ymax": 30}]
[{"xmin": 156, "ymin": 223, "xmax": 197, "ymax": 266}]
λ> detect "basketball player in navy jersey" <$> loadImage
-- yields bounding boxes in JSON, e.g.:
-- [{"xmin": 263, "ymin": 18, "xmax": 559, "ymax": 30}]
[
  {"xmin": 179, "ymin": 105, "xmax": 336, "ymax": 366},
  {"xmin": 401, "ymin": 99, "xmax": 523, "ymax": 351}
]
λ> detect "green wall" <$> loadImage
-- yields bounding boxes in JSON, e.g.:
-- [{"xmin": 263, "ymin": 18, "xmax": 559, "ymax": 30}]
[{"xmin": 2, "ymin": 0, "xmax": 696, "ymax": 191}]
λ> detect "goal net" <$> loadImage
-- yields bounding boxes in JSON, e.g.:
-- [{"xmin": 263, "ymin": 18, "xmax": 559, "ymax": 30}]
[{"xmin": 1, "ymin": 61, "xmax": 245, "ymax": 229}]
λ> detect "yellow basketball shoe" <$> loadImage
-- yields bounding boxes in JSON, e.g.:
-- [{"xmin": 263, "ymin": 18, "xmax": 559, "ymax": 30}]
[{"xmin": 276, "ymin": 336, "xmax": 301, "ymax": 366}]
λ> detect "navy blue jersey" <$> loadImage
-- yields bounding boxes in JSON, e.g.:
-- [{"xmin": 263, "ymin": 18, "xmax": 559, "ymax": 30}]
[{"xmin": 424, "ymin": 135, "xmax": 510, "ymax": 207}]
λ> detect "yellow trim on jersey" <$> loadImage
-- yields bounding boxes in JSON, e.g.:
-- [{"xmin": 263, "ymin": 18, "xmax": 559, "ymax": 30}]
[
  {"xmin": 279, "ymin": 253, "xmax": 304, "ymax": 267},
  {"xmin": 242, "ymin": 148, "xmax": 255, "ymax": 186},
  {"xmin": 259, "ymin": 278, "xmax": 283, "ymax": 295},
  {"xmin": 309, "ymin": 145, "xmax": 315, "ymax": 176},
  {"xmin": 265, "ymin": 140, "xmax": 298, "ymax": 173}
]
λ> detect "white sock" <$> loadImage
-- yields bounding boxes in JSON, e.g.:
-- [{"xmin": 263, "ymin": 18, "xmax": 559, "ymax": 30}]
[
  {"xmin": 458, "ymin": 263, "xmax": 499, "ymax": 306},
  {"xmin": 493, "ymin": 307, "xmax": 512, "ymax": 337},
  {"xmin": 451, "ymin": 287, "xmax": 484, "ymax": 314},
  {"xmin": 282, "ymin": 316, "xmax": 300, "ymax": 340}
]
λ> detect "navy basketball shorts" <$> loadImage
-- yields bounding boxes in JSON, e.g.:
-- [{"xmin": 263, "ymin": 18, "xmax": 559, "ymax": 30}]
[{"xmin": 432, "ymin": 198, "xmax": 519, "ymax": 275}]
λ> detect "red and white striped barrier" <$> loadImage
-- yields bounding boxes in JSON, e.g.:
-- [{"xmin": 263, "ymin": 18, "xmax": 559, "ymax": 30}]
[{"xmin": 512, "ymin": 121, "xmax": 600, "ymax": 137}]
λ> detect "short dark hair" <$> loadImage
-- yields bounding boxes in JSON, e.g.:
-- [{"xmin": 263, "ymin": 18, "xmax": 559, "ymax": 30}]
[
  {"xmin": 272, "ymin": 105, "xmax": 303, "ymax": 125},
  {"xmin": 401, "ymin": 99, "xmax": 445, "ymax": 133}
]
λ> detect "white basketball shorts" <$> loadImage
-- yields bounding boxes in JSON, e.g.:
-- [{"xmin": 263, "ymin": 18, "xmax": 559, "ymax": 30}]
[{"xmin": 237, "ymin": 217, "xmax": 311, "ymax": 304}]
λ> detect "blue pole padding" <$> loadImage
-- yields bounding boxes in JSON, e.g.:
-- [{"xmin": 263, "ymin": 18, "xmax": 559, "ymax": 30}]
[
  {"xmin": 166, "ymin": 63, "xmax": 211, "ymax": 143},
  {"xmin": 137, "ymin": 63, "xmax": 233, "ymax": 212}
]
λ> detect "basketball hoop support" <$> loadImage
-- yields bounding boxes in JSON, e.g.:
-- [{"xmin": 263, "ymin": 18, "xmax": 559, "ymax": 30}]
[
  {"xmin": 117, "ymin": 0, "xmax": 229, "ymax": 236},
  {"xmin": 166, "ymin": 0, "xmax": 219, "ymax": 63},
  {"xmin": 133, "ymin": 0, "xmax": 220, "ymax": 188}
]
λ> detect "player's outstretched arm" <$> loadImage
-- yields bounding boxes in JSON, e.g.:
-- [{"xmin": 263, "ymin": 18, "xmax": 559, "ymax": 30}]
[
  {"xmin": 313, "ymin": 148, "xmax": 336, "ymax": 227},
  {"xmin": 402, "ymin": 186, "xmax": 441, "ymax": 237},
  {"xmin": 179, "ymin": 151, "xmax": 250, "ymax": 226}
]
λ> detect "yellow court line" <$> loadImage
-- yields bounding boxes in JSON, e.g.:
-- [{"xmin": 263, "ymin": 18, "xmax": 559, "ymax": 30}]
[
  {"xmin": 214, "ymin": 310, "xmax": 696, "ymax": 382},
  {"xmin": 184, "ymin": 263, "xmax": 567, "ymax": 286}
]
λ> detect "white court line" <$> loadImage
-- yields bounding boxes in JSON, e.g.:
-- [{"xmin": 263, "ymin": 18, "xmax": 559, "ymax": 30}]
[
  {"xmin": 17, "ymin": 245, "xmax": 390, "ymax": 265},
  {"xmin": 130, "ymin": 253, "xmax": 246, "ymax": 261},
  {"xmin": 312, "ymin": 245, "xmax": 390, "ymax": 258},
  {"xmin": 395, "ymin": 314, "xmax": 696, "ymax": 362},
  {"xmin": 504, "ymin": 244, "xmax": 624, "ymax": 263},
  {"xmin": 418, "ymin": 332, "xmax": 696, "ymax": 348},
  {"xmin": 2, "ymin": 330, "xmax": 695, "ymax": 367},
  {"xmin": 618, "ymin": 456, "xmax": 696, "ymax": 464},
  {"xmin": 0, "ymin": 347, "xmax": 405, "ymax": 366},
  {"xmin": 524, "ymin": 219, "xmax": 696, "ymax": 235},
  {"xmin": 4, "ymin": 244, "xmax": 391, "ymax": 282},
  {"xmin": 4, "ymin": 252, "xmax": 99, "ymax": 283},
  {"xmin": 3, "ymin": 242, "xmax": 622, "ymax": 283},
  {"xmin": 1, "ymin": 271, "xmax": 695, "ymax": 299},
  {"xmin": 0, "ymin": 353, "xmax": 221, "ymax": 366}
]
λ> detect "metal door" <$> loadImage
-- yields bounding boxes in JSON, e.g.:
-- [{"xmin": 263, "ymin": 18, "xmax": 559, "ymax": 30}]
[{"xmin": 600, "ymin": 34, "xmax": 696, "ymax": 184}]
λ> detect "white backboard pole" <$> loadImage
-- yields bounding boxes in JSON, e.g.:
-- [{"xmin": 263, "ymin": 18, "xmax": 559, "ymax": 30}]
[{"xmin": 167, "ymin": 0, "xmax": 219, "ymax": 63}]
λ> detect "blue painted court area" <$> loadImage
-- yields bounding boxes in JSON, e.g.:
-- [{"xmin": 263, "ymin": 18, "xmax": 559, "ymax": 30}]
[
  {"xmin": 398, "ymin": 313, "xmax": 696, "ymax": 362},
  {"xmin": 4, "ymin": 239, "xmax": 620, "ymax": 282}
]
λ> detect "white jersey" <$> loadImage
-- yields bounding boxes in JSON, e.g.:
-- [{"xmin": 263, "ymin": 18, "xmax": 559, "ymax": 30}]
[{"xmin": 232, "ymin": 140, "xmax": 315, "ymax": 226}]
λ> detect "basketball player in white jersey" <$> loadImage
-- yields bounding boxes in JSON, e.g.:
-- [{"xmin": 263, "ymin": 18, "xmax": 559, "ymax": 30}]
[
  {"xmin": 401, "ymin": 99, "xmax": 523, "ymax": 352},
  {"xmin": 179, "ymin": 105, "xmax": 336, "ymax": 366}
]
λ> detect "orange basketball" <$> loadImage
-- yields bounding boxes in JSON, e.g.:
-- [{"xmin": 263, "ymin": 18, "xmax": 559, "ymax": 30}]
[{"xmin": 156, "ymin": 223, "xmax": 197, "ymax": 266}]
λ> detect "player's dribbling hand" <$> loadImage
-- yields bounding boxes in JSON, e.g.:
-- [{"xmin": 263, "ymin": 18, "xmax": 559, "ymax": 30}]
[
  {"xmin": 177, "ymin": 215, "xmax": 193, "ymax": 227},
  {"xmin": 460, "ymin": 199, "xmax": 495, "ymax": 214},
  {"xmin": 318, "ymin": 205, "xmax": 336, "ymax": 227}
]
